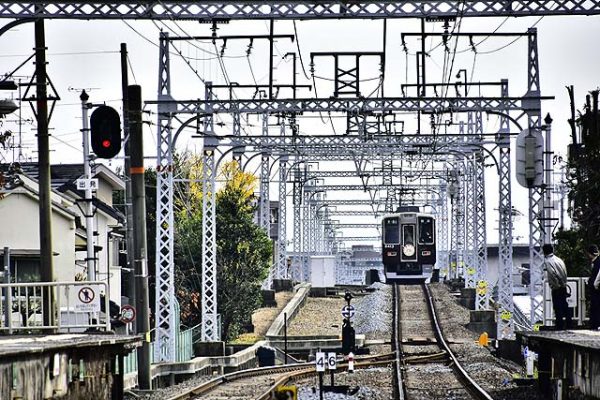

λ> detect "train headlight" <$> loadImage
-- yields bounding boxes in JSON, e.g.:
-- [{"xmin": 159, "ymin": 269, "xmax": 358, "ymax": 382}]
[{"xmin": 402, "ymin": 243, "xmax": 415, "ymax": 257}]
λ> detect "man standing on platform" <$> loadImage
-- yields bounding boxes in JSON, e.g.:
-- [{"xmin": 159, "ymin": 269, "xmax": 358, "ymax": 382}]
[
  {"xmin": 586, "ymin": 245, "xmax": 600, "ymax": 330},
  {"xmin": 543, "ymin": 244, "xmax": 572, "ymax": 330}
]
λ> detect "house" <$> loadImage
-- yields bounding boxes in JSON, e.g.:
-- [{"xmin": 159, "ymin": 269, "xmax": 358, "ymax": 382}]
[
  {"xmin": 485, "ymin": 244, "xmax": 531, "ymax": 294},
  {"xmin": 0, "ymin": 162, "xmax": 125, "ymax": 306}
]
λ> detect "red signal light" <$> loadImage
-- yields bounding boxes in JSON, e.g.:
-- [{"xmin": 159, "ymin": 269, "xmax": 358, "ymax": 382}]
[{"xmin": 90, "ymin": 105, "xmax": 121, "ymax": 159}]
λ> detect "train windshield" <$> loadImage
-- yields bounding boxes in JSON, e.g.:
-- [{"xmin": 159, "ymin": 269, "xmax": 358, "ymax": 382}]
[
  {"xmin": 384, "ymin": 218, "xmax": 400, "ymax": 244},
  {"xmin": 418, "ymin": 217, "xmax": 434, "ymax": 244},
  {"xmin": 403, "ymin": 225, "xmax": 414, "ymax": 245}
]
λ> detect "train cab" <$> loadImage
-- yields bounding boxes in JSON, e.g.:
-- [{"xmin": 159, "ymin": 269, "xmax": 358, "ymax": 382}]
[{"xmin": 382, "ymin": 211, "xmax": 436, "ymax": 283}]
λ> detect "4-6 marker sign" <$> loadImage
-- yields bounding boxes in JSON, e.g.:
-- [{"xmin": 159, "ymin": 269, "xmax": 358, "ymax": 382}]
[{"xmin": 315, "ymin": 352, "xmax": 326, "ymax": 372}]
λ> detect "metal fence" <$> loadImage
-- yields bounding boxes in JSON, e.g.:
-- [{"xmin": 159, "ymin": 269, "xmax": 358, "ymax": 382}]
[
  {"xmin": 123, "ymin": 327, "xmax": 194, "ymax": 374},
  {"xmin": 0, "ymin": 281, "xmax": 110, "ymax": 333},
  {"xmin": 543, "ymin": 277, "xmax": 588, "ymax": 327}
]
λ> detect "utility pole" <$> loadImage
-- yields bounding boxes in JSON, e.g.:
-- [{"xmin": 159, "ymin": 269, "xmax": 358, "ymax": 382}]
[
  {"xmin": 34, "ymin": 17, "xmax": 55, "ymax": 328},
  {"xmin": 121, "ymin": 43, "xmax": 136, "ymax": 316},
  {"xmin": 129, "ymin": 85, "xmax": 151, "ymax": 389},
  {"xmin": 80, "ymin": 90, "xmax": 96, "ymax": 281}
]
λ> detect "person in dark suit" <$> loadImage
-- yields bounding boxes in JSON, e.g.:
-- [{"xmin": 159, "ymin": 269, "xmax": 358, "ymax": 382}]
[{"xmin": 587, "ymin": 244, "xmax": 600, "ymax": 330}]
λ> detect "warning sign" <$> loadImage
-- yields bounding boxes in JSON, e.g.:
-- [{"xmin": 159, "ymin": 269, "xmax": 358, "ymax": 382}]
[
  {"xmin": 120, "ymin": 304, "xmax": 136, "ymax": 323},
  {"xmin": 74, "ymin": 285, "xmax": 101, "ymax": 312}
]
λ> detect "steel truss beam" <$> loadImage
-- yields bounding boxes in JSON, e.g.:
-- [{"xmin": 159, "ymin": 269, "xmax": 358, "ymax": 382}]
[
  {"xmin": 497, "ymin": 80, "xmax": 514, "ymax": 339},
  {"xmin": 201, "ymin": 143, "xmax": 218, "ymax": 341},
  {"xmin": 322, "ymin": 199, "xmax": 386, "ymax": 206},
  {"xmin": 276, "ymin": 127, "xmax": 288, "ymax": 279},
  {"xmin": 302, "ymin": 190, "xmax": 311, "ymax": 281},
  {"xmin": 259, "ymin": 115, "xmax": 270, "ymax": 234},
  {"xmin": 338, "ymin": 237, "xmax": 381, "ymax": 241},
  {"xmin": 328, "ymin": 210, "xmax": 384, "ymax": 216},
  {"xmin": 229, "ymin": 134, "xmax": 476, "ymax": 149},
  {"xmin": 4, "ymin": 1, "xmax": 600, "ymax": 20},
  {"xmin": 527, "ymin": 28, "xmax": 545, "ymax": 327},
  {"xmin": 473, "ymin": 108, "xmax": 489, "ymax": 311},
  {"xmin": 452, "ymin": 160, "xmax": 466, "ymax": 282},
  {"xmin": 154, "ymin": 33, "xmax": 176, "ymax": 362},
  {"xmin": 150, "ymin": 96, "xmax": 548, "ymax": 115},
  {"xmin": 474, "ymin": 154, "xmax": 489, "ymax": 309},
  {"xmin": 335, "ymin": 223, "xmax": 380, "ymax": 229},
  {"xmin": 305, "ymin": 169, "xmax": 449, "ymax": 179},
  {"xmin": 292, "ymin": 166, "xmax": 302, "ymax": 281},
  {"xmin": 464, "ymin": 116, "xmax": 477, "ymax": 289},
  {"xmin": 438, "ymin": 183, "xmax": 449, "ymax": 278},
  {"xmin": 305, "ymin": 183, "xmax": 442, "ymax": 191}
]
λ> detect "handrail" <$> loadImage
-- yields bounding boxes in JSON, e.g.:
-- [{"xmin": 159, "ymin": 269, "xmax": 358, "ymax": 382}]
[{"xmin": 0, "ymin": 281, "xmax": 110, "ymax": 333}]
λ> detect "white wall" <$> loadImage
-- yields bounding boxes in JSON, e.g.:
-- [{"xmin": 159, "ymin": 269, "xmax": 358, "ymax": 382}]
[{"xmin": 0, "ymin": 192, "xmax": 76, "ymax": 282}]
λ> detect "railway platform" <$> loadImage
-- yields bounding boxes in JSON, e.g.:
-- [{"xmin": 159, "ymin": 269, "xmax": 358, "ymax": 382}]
[
  {"xmin": 517, "ymin": 330, "xmax": 600, "ymax": 399},
  {"xmin": 0, "ymin": 334, "xmax": 141, "ymax": 400}
]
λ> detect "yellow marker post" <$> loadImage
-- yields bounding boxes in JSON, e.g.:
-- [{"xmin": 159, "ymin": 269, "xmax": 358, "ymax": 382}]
[
  {"xmin": 275, "ymin": 385, "xmax": 297, "ymax": 400},
  {"xmin": 478, "ymin": 332, "xmax": 489, "ymax": 346}
]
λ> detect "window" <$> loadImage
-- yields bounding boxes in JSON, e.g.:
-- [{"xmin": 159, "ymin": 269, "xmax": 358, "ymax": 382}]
[
  {"xmin": 403, "ymin": 225, "xmax": 415, "ymax": 245},
  {"xmin": 383, "ymin": 218, "xmax": 399, "ymax": 244},
  {"xmin": 418, "ymin": 217, "xmax": 434, "ymax": 244}
]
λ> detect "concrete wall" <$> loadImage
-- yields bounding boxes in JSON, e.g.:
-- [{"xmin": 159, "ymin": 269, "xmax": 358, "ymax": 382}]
[
  {"xmin": 92, "ymin": 211, "xmax": 119, "ymax": 302},
  {"xmin": 94, "ymin": 181, "xmax": 114, "ymax": 207},
  {"xmin": 0, "ymin": 351, "xmax": 118, "ymax": 400},
  {"xmin": 0, "ymin": 192, "xmax": 76, "ymax": 282},
  {"xmin": 266, "ymin": 283, "xmax": 311, "ymax": 338}
]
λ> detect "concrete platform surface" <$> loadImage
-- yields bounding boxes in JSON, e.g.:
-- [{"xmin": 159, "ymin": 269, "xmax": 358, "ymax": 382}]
[
  {"xmin": 518, "ymin": 329, "xmax": 600, "ymax": 351},
  {"xmin": 0, "ymin": 334, "xmax": 141, "ymax": 357}
]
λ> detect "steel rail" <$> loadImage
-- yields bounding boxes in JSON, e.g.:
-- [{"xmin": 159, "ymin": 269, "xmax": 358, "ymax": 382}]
[
  {"xmin": 165, "ymin": 363, "xmax": 313, "ymax": 400},
  {"xmin": 166, "ymin": 352, "xmax": 395, "ymax": 400},
  {"xmin": 392, "ymin": 284, "xmax": 406, "ymax": 400},
  {"xmin": 259, "ymin": 358, "xmax": 396, "ymax": 400},
  {"xmin": 422, "ymin": 283, "xmax": 494, "ymax": 400}
]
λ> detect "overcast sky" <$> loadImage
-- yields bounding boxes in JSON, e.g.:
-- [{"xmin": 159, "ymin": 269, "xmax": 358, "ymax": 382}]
[{"xmin": 1, "ymin": 14, "xmax": 599, "ymax": 245}]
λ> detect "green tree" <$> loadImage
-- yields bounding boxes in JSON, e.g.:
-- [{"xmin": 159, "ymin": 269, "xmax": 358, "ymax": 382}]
[
  {"xmin": 554, "ymin": 228, "xmax": 590, "ymax": 277},
  {"xmin": 216, "ymin": 161, "xmax": 272, "ymax": 340},
  {"xmin": 172, "ymin": 158, "xmax": 271, "ymax": 337},
  {"xmin": 556, "ymin": 89, "xmax": 600, "ymax": 277}
]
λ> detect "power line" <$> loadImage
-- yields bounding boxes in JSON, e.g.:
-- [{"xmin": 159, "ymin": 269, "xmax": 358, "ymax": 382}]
[
  {"xmin": 0, "ymin": 50, "xmax": 119, "ymax": 58},
  {"xmin": 293, "ymin": 21, "xmax": 311, "ymax": 80}
]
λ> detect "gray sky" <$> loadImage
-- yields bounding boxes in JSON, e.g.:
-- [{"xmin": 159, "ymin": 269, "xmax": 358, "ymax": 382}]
[{"xmin": 0, "ymin": 15, "xmax": 599, "ymax": 245}]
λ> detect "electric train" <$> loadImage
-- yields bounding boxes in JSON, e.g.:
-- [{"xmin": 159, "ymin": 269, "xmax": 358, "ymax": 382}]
[{"xmin": 381, "ymin": 209, "xmax": 436, "ymax": 283}]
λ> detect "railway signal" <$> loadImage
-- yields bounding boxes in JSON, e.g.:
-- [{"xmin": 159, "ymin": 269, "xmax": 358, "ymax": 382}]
[
  {"xmin": 515, "ymin": 128, "xmax": 544, "ymax": 188},
  {"xmin": 90, "ymin": 105, "xmax": 121, "ymax": 159}
]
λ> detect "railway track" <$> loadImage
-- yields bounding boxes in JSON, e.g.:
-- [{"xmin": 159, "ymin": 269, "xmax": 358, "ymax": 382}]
[
  {"xmin": 166, "ymin": 353, "xmax": 395, "ymax": 400},
  {"xmin": 392, "ymin": 283, "xmax": 494, "ymax": 400}
]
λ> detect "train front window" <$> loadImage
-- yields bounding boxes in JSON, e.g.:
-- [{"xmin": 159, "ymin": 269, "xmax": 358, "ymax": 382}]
[
  {"xmin": 403, "ymin": 225, "xmax": 414, "ymax": 245},
  {"xmin": 402, "ymin": 225, "xmax": 416, "ymax": 257},
  {"xmin": 384, "ymin": 218, "xmax": 400, "ymax": 244},
  {"xmin": 418, "ymin": 218, "xmax": 434, "ymax": 244}
]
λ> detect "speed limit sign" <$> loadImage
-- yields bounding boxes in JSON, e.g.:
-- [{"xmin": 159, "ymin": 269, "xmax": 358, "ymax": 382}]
[
  {"xmin": 327, "ymin": 352, "xmax": 337, "ymax": 370},
  {"xmin": 315, "ymin": 352, "xmax": 326, "ymax": 372}
]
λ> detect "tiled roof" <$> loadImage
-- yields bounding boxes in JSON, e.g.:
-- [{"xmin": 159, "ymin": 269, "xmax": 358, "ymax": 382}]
[
  {"xmin": 1, "ymin": 162, "xmax": 124, "ymax": 223},
  {"xmin": 17, "ymin": 162, "xmax": 84, "ymax": 191}
]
